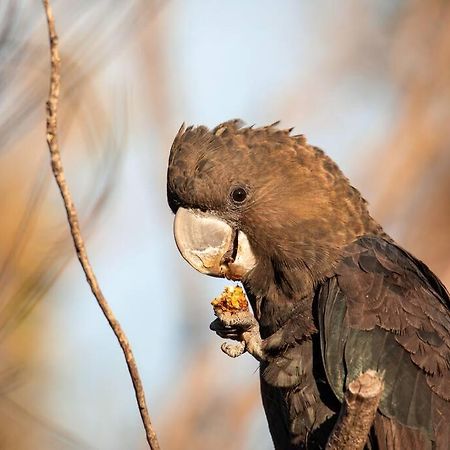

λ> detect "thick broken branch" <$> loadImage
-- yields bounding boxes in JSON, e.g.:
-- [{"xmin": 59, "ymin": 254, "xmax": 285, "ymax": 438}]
[
  {"xmin": 326, "ymin": 370, "xmax": 384, "ymax": 450},
  {"xmin": 42, "ymin": 1, "xmax": 160, "ymax": 449}
]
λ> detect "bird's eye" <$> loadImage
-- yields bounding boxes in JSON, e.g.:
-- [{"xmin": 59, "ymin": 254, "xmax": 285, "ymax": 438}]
[{"xmin": 231, "ymin": 187, "xmax": 247, "ymax": 203}]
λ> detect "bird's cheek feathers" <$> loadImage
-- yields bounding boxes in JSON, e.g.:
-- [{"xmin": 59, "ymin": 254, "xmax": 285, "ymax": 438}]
[{"xmin": 173, "ymin": 207, "xmax": 256, "ymax": 280}]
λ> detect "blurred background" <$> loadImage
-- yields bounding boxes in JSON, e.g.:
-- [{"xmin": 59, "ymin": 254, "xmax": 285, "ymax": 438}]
[{"xmin": 0, "ymin": 0, "xmax": 449, "ymax": 448}]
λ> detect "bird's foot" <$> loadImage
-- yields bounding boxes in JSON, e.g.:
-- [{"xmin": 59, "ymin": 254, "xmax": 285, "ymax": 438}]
[{"xmin": 210, "ymin": 310, "xmax": 265, "ymax": 361}]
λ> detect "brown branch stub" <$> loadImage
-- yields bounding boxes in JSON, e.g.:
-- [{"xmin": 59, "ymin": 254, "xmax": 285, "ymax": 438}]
[
  {"xmin": 41, "ymin": 1, "xmax": 160, "ymax": 449},
  {"xmin": 326, "ymin": 370, "xmax": 384, "ymax": 450}
]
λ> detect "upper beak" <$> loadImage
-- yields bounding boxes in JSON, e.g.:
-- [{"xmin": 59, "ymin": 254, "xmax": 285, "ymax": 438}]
[{"xmin": 173, "ymin": 207, "xmax": 256, "ymax": 280}]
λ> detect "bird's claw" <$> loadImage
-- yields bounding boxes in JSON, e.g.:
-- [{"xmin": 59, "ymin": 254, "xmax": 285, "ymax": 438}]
[
  {"xmin": 212, "ymin": 309, "xmax": 257, "ymax": 329},
  {"xmin": 221, "ymin": 341, "xmax": 246, "ymax": 358},
  {"xmin": 210, "ymin": 309, "xmax": 266, "ymax": 361}
]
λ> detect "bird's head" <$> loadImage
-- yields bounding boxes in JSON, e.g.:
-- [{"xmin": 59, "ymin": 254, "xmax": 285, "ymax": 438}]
[{"xmin": 167, "ymin": 120, "xmax": 380, "ymax": 293}]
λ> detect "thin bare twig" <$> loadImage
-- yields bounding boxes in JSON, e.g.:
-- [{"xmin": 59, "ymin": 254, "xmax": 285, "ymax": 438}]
[
  {"xmin": 41, "ymin": 1, "xmax": 160, "ymax": 449},
  {"xmin": 326, "ymin": 370, "xmax": 384, "ymax": 450}
]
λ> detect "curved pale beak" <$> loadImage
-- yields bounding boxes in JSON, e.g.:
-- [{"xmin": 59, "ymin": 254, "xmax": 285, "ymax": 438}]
[{"xmin": 173, "ymin": 207, "xmax": 256, "ymax": 280}]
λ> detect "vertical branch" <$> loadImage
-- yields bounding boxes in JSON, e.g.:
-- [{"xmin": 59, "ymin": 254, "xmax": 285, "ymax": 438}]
[
  {"xmin": 41, "ymin": 1, "xmax": 160, "ymax": 449},
  {"xmin": 326, "ymin": 370, "xmax": 383, "ymax": 450}
]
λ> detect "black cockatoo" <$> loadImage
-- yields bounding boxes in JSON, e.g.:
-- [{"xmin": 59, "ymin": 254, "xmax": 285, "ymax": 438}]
[{"xmin": 167, "ymin": 120, "xmax": 450, "ymax": 449}]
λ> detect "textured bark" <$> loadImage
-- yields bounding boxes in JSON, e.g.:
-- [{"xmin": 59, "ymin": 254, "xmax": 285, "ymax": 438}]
[{"xmin": 326, "ymin": 370, "xmax": 383, "ymax": 450}]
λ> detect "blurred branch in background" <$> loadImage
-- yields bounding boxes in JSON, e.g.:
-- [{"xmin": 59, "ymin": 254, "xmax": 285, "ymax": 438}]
[
  {"xmin": 0, "ymin": 0, "xmax": 164, "ymax": 448},
  {"xmin": 0, "ymin": 394, "xmax": 95, "ymax": 449},
  {"xmin": 367, "ymin": 1, "xmax": 450, "ymax": 283},
  {"xmin": 159, "ymin": 347, "xmax": 261, "ymax": 450}
]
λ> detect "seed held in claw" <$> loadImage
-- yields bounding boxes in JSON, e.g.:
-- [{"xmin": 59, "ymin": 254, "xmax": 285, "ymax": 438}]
[{"xmin": 211, "ymin": 285, "xmax": 249, "ymax": 315}]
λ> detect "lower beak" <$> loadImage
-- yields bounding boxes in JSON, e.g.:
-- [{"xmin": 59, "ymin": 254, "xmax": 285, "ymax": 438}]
[{"xmin": 173, "ymin": 207, "xmax": 256, "ymax": 280}]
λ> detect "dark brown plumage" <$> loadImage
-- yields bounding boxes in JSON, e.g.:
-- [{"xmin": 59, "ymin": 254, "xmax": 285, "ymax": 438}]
[{"xmin": 167, "ymin": 120, "xmax": 450, "ymax": 449}]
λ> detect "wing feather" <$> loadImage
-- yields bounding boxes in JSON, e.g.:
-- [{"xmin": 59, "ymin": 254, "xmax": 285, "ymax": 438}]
[{"xmin": 319, "ymin": 236, "xmax": 450, "ymax": 447}]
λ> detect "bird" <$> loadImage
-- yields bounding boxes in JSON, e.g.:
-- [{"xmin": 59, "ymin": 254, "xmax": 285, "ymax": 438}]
[{"xmin": 166, "ymin": 119, "xmax": 450, "ymax": 449}]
